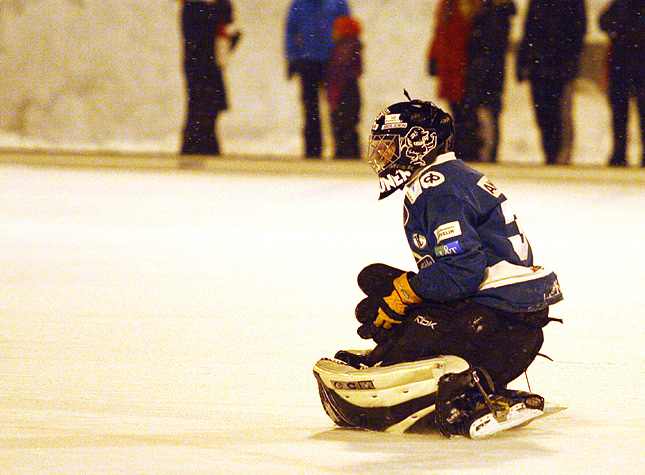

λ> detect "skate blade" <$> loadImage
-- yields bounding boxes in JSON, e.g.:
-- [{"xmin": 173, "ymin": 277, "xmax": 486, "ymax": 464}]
[{"xmin": 468, "ymin": 402, "xmax": 544, "ymax": 439}]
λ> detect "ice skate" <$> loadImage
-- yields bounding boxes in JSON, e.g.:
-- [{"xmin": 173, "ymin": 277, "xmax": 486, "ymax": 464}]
[{"xmin": 435, "ymin": 368, "xmax": 546, "ymax": 439}]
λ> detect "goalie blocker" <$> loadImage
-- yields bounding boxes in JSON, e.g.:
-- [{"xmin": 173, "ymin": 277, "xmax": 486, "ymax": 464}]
[{"xmin": 313, "ymin": 353, "xmax": 546, "ymax": 438}]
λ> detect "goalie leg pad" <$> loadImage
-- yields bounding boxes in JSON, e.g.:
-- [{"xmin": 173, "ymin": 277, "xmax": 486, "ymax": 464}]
[{"xmin": 313, "ymin": 355, "xmax": 470, "ymax": 431}]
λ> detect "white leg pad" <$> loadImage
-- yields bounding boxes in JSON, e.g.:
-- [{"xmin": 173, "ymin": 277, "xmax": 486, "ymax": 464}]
[
  {"xmin": 313, "ymin": 355, "xmax": 470, "ymax": 431},
  {"xmin": 314, "ymin": 355, "xmax": 469, "ymax": 408}
]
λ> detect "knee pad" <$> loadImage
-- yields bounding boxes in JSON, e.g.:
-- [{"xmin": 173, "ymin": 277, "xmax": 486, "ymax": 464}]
[{"xmin": 313, "ymin": 355, "xmax": 470, "ymax": 433}]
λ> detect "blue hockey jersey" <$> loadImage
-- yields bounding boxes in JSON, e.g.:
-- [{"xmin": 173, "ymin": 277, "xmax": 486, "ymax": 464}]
[{"xmin": 403, "ymin": 152, "xmax": 562, "ymax": 312}]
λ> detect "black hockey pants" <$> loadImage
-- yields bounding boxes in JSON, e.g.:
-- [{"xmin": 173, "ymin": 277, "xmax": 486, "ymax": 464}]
[{"xmin": 366, "ymin": 300, "xmax": 547, "ymax": 388}]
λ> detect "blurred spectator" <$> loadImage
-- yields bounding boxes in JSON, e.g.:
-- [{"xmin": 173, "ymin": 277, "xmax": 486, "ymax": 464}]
[
  {"xmin": 285, "ymin": 0, "xmax": 350, "ymax": 159},
  {"xmin": 599, "ymin": 0, "xmax": 645, "ymax": 167},
  {"xmin": 427, "ymin": 0, "xmax": 481, "ymax": 161},
  {"xmin": 180, "ymin": 0, "xmax": 240, "ymax": 156},
  {"xmin": 516, "ymin": 0, "xmax": 587, "ymax": 165},
  {"xmin": 327, "ymin": 15, "xmax": 363, "ymax": 160},
  {"xmin": 428, "ymin": 0, "xmax": 514, "ymax": 162},
  {"xmin": 464, "ymin": 0, "xmax": 516, "ymax": 162}
]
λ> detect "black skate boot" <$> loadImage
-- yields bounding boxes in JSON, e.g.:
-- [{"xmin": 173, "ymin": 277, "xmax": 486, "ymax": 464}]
[
  {"xmin": 435, "ymin": 368, "xmax": 493, "ymax": 437},
  {"xmin": 333, "ymin": 349, "xmax": 371, "ymax": 369},
  {"xmin": 435, "ymin": 368, "xmax": 545, "ymax": 439}
]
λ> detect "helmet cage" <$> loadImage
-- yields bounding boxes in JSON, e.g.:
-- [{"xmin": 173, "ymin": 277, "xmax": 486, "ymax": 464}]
[
  {"xmin": 367, "ymin": 127, "xmax": 438, "ymax": 175},
  {"xmin": 367, "ymin": 134, "xmax": 400, "ymax": 174}
]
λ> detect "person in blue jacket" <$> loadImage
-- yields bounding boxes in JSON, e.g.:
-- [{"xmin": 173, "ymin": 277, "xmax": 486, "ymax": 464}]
[
  {"xmin": 285, "ymin": 0, "xmax": 350, "ymax": 158},
  {"xmin": 344, "ymin": 94, "xmax": 563, "ymax": 389}
]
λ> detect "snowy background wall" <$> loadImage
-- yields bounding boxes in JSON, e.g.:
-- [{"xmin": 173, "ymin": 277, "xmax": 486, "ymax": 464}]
[{"xmin": 0, "ymin": 0, "xmax": 632, "ymax": 163}]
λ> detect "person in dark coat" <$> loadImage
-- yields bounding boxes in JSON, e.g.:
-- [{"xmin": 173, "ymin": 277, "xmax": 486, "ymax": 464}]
[
  {"xmin": 180, "ymin": 0, "xmax": 234, "ymax": 156},
  {"xmin": 599, "ymin": 0, "xmax": 645, "ymax": 167},
  {"xmin": 285, "ymin": 0, "xmax": 351, "ymax": 159},
  {"xmin": 464, "ymin": 0, "xmax": 516, "ymax": 162},
  {"xmin": 516, "ymin": 0, "xmax": 587, "ymax": 165},
  {"xmin": 326, "ymin": 15, "xmax": 363, "ymax": 159}
]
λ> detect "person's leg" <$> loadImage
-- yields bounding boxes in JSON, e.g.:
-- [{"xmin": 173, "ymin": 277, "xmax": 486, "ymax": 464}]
[
  {"xmin": 631, "ymin": 75, "xmax": 645, "ymax": 167},
  {"xmin": 556, "ymin": 81, "xmax": 575, "ymax": 164},
  {"xmin": 299, "ymin": 61, "xmax": 324, "ymax": 158},
  {"xmin": 367, "ymin": 301, "xmax": 545, "ymax": 388},
  {"xmin": 181, "ymin": 86, "xmax": 216, "ymax": 155},
  {"xmin": 450, "ymin": 102, "xmax": 479, "ymax": 161},
  {"xmin": 476, "ymin": 105, "xmax": 498, "ymax": 162},
  {"xmin": 530, "ymin": 78, "xmax": 565, "ymax": 164},
  {"xmin": 608, "ymin": 64, "xmax": 629, "ymax": 166},
  {"xmin": 332, "ymin": 82, "xmax": 361, "ymax": 159}
]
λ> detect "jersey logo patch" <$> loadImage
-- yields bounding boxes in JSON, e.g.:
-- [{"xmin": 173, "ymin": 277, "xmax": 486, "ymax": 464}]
[
  {"xmin": 477, "ymin": 176, "xmax": 502, "ymax": 198},
  {"xmin": 412, "ymin": 251, "xmax": 435, "ymax": 269},
  {"xmin": 412, "ymin": 233, "xmax": 428, "ymax": 249},
  {"xmin": 405, "ymin": 169, "xmax": 445, "ymax": 203},
  {"xmin": 435, "ymin": 240, "xmax": 464, "ymax": 257},
  {"xmin": 406, "ymin": 181, "xmax": 423, "ymax": 203},
  {"xmin": 420, "ymin": 170, "xmax": 445, "ymax": 188},
  {"xmin": 434, "ymin": 221, "xmax": 462, "ymax": 243}
]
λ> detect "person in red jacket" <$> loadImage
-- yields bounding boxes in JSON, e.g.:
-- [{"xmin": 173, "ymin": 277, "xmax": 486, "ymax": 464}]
[{"xmin": 427, "ymin": 0, "xmax": 482, "ymax": 161}]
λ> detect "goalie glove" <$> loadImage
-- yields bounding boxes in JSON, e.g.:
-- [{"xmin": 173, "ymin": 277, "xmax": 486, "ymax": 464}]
[{"xmin": 374, "ymin": 273, "xmax": 422, "ymax": 329}]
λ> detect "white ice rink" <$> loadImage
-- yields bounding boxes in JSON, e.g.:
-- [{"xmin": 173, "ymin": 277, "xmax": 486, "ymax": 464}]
[{"xmin": 2, "ymin": 159, "xmax": 645, "ymax": 474}]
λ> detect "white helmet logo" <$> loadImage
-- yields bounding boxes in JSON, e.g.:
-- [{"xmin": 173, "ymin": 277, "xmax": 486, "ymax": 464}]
[{"xmin": 402, "ymin": 127, "xmax": 437, "ymax": 165}]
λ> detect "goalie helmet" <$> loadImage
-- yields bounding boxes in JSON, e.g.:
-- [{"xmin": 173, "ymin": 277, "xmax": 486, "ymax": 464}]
[{"xmin": 368, "ymin": 96, "xmax": 454, "ymax": 199}]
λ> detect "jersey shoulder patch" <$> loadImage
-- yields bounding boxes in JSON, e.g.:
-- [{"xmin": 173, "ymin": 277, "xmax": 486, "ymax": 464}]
[
  {"xmin": 477, "ymin": 176, "xmax": 502, "ymax": 198},
  {"xmin": 406, "ymin": 169, "xmax": 446, "ymax": 203}
]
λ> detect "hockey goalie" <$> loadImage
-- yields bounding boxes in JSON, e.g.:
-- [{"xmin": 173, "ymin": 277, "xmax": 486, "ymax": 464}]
[{"xmin": 313, "ymin": 94, "xmax": 564, "ymax": 439}]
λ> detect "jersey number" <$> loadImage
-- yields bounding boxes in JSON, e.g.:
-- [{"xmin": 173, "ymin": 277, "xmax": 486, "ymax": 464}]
[{"xmin": 501, "ymin": 201, "xmax": 529, "ymax": 261}]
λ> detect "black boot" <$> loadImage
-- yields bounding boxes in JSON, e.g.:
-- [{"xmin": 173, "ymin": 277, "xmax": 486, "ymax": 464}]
[
  {"xmin": 608, "ymin": 151, "xmax": 628, "ymax": 167},
  {"xmin": 435, "ymin": 369, "xmax": 485, "ymax": 437},
  {"xmin": 333, "ymin": 349, "xmax": 371, "ymax": 368},
  {"xmin": 435, "ymin": 368, "xmax": 545, "ymax": 438}
]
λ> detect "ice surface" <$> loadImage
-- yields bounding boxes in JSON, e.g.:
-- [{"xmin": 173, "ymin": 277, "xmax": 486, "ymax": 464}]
[{"xmin": 1, "ymin": 161, "xmax": 645, "ymax": 474}]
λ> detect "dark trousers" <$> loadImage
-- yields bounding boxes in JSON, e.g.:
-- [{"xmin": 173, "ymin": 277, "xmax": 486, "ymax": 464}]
[
  {"xmin": 331, "ymin": 80, "xmax": 361, "ymax": 159},
  {"xmin": 367, "ymin": 300, "xmax": 546, "ymax": 388},
  {"xmin": 607, "ymin": 63, "xmax": 645, "ymax": 165},
  {"xmin": 474, "ymin": 103, "xmax": 502, "ymax": 163},
  {"xmin": 181, "ymin": 85, "xmax": 222, "ymax": 155},
  {"xmin": 450, "ymin": 102, "xmax": 480, "ymax": 162},
  {"xmin": 529, "ymin": 76, "xmax": 572, "ymax": 164},
  {"xmin": 450, "ymin": 102, "xmax": 502, "ymax": 163},
  {"xmin": 297, "ymin": 61, "xmax": 327, "ymax": 158},
  {"xmin": 180, "ymin": 2, "xmax": 227, "ymax": 156}
]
